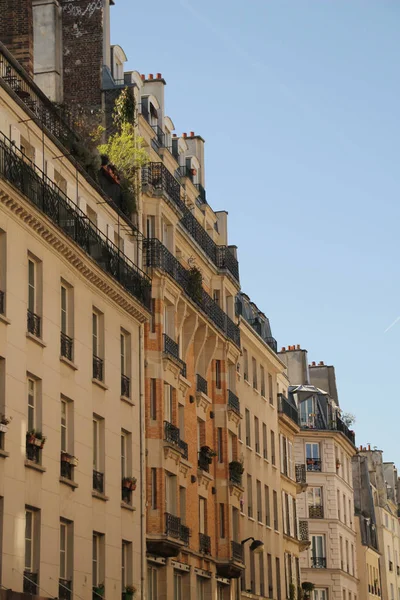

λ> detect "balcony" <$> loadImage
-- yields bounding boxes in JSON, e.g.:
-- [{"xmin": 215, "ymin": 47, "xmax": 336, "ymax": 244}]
[
  {"xmin": 197, "ymin": 374, "xmax": 208, "ymax": 396},
  {"xmin": 60, "ymin": 332, "xmax": 73, "ymax": 361},
  {"xmin": 163, "ymin": 333, "xmax": 186, "ymax": 376},
  {"xmin": 26, "ymin": 434, "xmax": 43, "ymax": 464},
  {"xmin": 229, "ymin": 461, "xmax": 244, "ymax": 487},
  {"xmin": 0, "ymin": 134, "xmax": 152, "ymax": 310},
  {"xmin": 151, "ymin": 125, "xmax": 166, "ymax": 151},
  {"xmin": 164, "ymin": 421, "xmax": 188, "ymax": 460},
  {"xmin": 228, "ymin": 389, "xmax": 240, "ymax": 415},
  {"xmin": 23, "ymin": 572, "xmax": 38, "ymax": 595},
  {"xmin": 311, "ymin": 557, "xmax": 327, "ymax": 569},
  {"xmin": 308, "ymin": 505, "xmax": 324, "ymax": 519},
  {"xmin": 194, "ymin": 183, "xmax": 207, "ymax": 203},
  {"xmin": 199, "ymin": 533, "xmax": 211, "ymax": 555},
  {"xmin": 306, "ymin": 458, "xmax": 322, "ymax": 472},
  {"xmin": 147, "ymin": 513, "xmax": 189, "ymax": 558},
  {"xmin": 231, "ymin": 541, "xmax": 244, "ymax": 562},
  {"xmin": 145, "ymin": 239, "xmax": 240, "ymax": 347},
  {"xmin": 93, "ymin": 470, "xmax": 104, "ymax": 494},
  {"xmin": 295, "ymin": 464, "xmax": 307, "ymax": 489},
  {"xmin": 198, "ymin": 451, "xmax": 211, "ymax": 473},
  {"xmin": 278, "ymin": 394, "xmax": 299, "ymax": 425},
  {"xmin": 215, "ymin": 540, "xmax": 245, "ymax": 579},
  {"xmin": 59, "ymin": 579, "xmax": 72, "ymax": 600},
  {"xmin": 142, "ymin": 162, "xmax": 185, "ymax": 212},
  {"xmin": 299, "ymin": 520, "xmax": 311, "ymax": 551},
  {"xmin": 27, "ymin": 309, "xmax": 41, "ymax": 337},
  {"xmin": 0, "ymin": 290, "xmax": 4, "ymax": 314},
  {"xmin": 336, "ymin": 417, "xmax": 356, "ymax": 445},
  {"xmin": 121, "ymin": 374, "xmax": 130, "ymax": 398},
  {"xmin": 60, "ymin": 452, "xmax": 77, "ymax": 480},
  {"xmin": 93, "ymin": 355, "xmax": 104, "ymax": 382},
  {"xmin": 180, "ymin": 524, "xmax": 190, "ymax": 546}
]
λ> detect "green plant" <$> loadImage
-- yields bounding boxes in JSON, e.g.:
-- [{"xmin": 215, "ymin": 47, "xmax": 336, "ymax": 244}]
[
  {"xmin": 93, "ymin": 583, "xmax": 105, "ymax": 598},
  {"xmin": 341, "ymin": 412, "xmax": 356, "ymax": 427},
  {"xmin": 302, "ymin": 582, "xmax": 315, "ymax": 600},
  {"xmin": 229, "ymin": 460, "xmax": 244, "ymax": 475},
  {"xmin": 113, "ymin": 88, "xmax": 136, "ymax": 129},
  {"xmin": 187, "ymin": 265, "xmax": 203, "ymax": 304},
  {"xmin": 297, "ymin": 586, "xmax": 304, "ymax": 600},
  {"xmin": 289, "ymin": 582, "xmax": 296, "ymax": 600},
  {"xmin": 123, "ymin": 585, "xmax": 137, "ymax": 597}
]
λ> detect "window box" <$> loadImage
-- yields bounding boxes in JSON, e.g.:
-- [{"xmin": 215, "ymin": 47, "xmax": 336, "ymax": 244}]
[
  {"xmin": 27, "ymin": 431, "xmax": 46, "ymax": 448},
  {"xmin": 122, "ymin": 477, "xmax": 137, "ymax": 491},
  {"xmin": 61, "ymin": 452, "xmax": 79, "ymax": 467}
]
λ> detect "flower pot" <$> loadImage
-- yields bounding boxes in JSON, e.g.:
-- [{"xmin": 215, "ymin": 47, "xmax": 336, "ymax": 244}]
[
  {"xmin": 70, "ymin": 457, "xmax": 79, "ymax": 467},
  {"xmin": 0, "ymin": 424, "xmax": 7, "ymax": 433},
  {"xmin": 34, "ymin": 438, "xmax": 43, "ymax": 447},
  {"xmin": 61, "ymin": 453, "xmax": 71, "ymax": 463}
]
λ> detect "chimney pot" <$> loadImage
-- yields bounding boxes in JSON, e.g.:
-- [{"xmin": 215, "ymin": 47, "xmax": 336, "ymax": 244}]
[
  {"xmin": 281, "ymin": 347, "xmax": 286, "ymax": 352},
  {"xmin": 156, "ymin": 73, "xmax": 162, "ymax": 79},
  {"xmin": 190, "ymin": 131, "xmax": 195, "ymax": 137},
  {"xmin": 141, "ymin": 74, "xmax": 145, "ymax": 81},
  {"xmin": 312, "ymin": 361, "xmax": 316, "ymax": 366},
  {"xmin": 172, "ymin": 133, "xmax": 177, "ymax": 137},
  {"xmin": 182, "ymin": 132, "xmax": 187, "ymax": 138},
  {"xmin": 319, "ymin": 361, "xmax": 324, "ymax": 366},
  {"xmin": 368, "ymin": 444, "xmax": 371, "ymax": 451},
  {"xmin": 149, "ymin": 74, "xmax": 154, "ymax": 80}
]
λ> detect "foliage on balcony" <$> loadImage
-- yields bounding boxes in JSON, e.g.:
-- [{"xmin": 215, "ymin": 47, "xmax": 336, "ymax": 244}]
[
  {"xmin": 301, "ymin": 582, "xmax": 315, "ymax": 600},
  {"xmin": 26, "ymin": 430, "xmax": 46, "ymax": 448},
  {"xmin": 122, "ymin": 477, "xmax": 137, "ymax": 491},
  {"xmin": 187, "ymin": 264, "xmax": 203, "ymax": 304}
]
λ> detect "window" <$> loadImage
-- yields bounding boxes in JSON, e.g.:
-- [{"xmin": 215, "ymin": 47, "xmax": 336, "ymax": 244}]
[
  {"xmin": 28, "ymin": 377, "xmax": 36, "ymax": 432},
  {"xmin": 120, "ymin": 331, "xmax": 131, "ymax": 397},
  {"xmin": 150, "ymin": 379, "xmax": 157, "ymax": 420},
  {"xmin": 259, "ymin": 553, "xmax": 265, "ymax": 596},
  {"xmin": 28, "ymin": 258, "xmax": 36, "ymax": 314},
  {"xmin": 25, "ymin": 509, "xmax": 36, "ymax": 573},
  {"xmin": 257, "ymin": 480, "xmax": 262, "ymax": 522},
  {"xmin": 150, "ymin": 298, "xmax": 156, "ymax": 334},
  {"xmin": 217, "ymin": 428, "xmax": 223, "ymax": 463},
  {"xmin": 340, "ymin": 536, "xmax": 343, "ymax": 569},
  {"xmin": 263, "ymin": 424, "xmax": 268, "ymax": 459},
  {"xmin": 87, "ymin": 205, "xmax": 97, "ymax": 226},
  {"xmin": 215, "ymin": 360, "xmax": 222, "ymax": 389},
  {"xmin": 268, "ymin": 374, "xmax": 273, "ymax": 404},
  {"xmin": 164, "ymin": 383, "xmax": 174, "ymax": 423},
  {"xmin": 252, "ymin": 357, "xmax": 257, "ymax": 389},
  {"xmin": 93, "ymin": 417, "xmax": 104, "ymax": 493},
  {"xmin": 391, "ymin": 584, "xmax": 395, "ymax": 600},
  {"xmin": 121, "ymin": 431, "xmax": 131, "ymax": 479},
  {"xmin": 271, "ymin": 430, "xmax": 276, "ymax": 465},
  {"xmin": 92, "ymin": 533, "xmax": 104, "ymax": 589},
  {"xmin": 150, "ymin": 468, "xmax": 157, "ymax": 509},
  {"xmin": 174, "ymin": 572, "xmax": 183, "ymax": 600},
  {"xmin": 121, "ymin": 541, "xmax": 132, "ymax": 591},
  {"xmin": 120, "ymin": 332, "xmax": 127, "ymax": 375},
  {"xmin": 245, "ymin": 409, "xmax": 251, "ymax": 447},
  {"xmin": 213, "ymin": 289, "xmax": 221, "ymax": 306},
  {"xmin": 267, "ymin": 554, "xmax": 273, "ymax": 598},
  {"xmin": 343, "ymin": 494, "xmax": 347, "ymax": 525},
  {"xmin": 199, "ymin": 497, "xmax": 206, "ymax": 534},
  {"xmin": 273, "ymin": 490, "xmax": 279, "ymax": 530},
  {"xmin": 260, "ymin": 366, "xmax": 265, "ymax": 397},
  {"xmin": 314, "ymin": 591, "xmax": 328, "ymax": 600},
  {"xmin": 307, "ymin": 487, "xmax": 323, "ymax": 518},
  {"xmin": 60, "ymin": 520, "xmax": 72, "ymax": 587},
  {"xmin": 243, "ymin": 348, "xmax": 249, "ymax": 381},
  {"xmin": 179, "ymin": 487, "xmax": 186, "ymax": 523},
  {"xmin": 219, "ymin": 504, "xmax": 225, "ymax": 538},
  {"xmin": 337, "ymin": 489, "xmax": 341, "ymax": 520},
  {"xmin": 265, "ymin": 485, "xmax": 271, "ymax": 526},
  {"xmin": 345, "ymin": 539, "xmax": 349, "ymax": 572},
  {"xmin": 306, "ymin": 442, "xmax": 321, "ymax": 471},
  {"xmin": 60, "ymin": 282, "xmax": 73, "ymax": 359},
  {"xmin": 276, "ymin": 557, "xmax": 281, "ymax": 600},
  {"xmin": 247, "ymin": 475, "xmax": 253, "ymax": 518},
  {"xmin": 92, "ymin": 310, "xmax": 104, "ymax": 381},
  {"xmin": 311, "ymin": 535, "xmax": 326, "ymax": 568},
  {"xmin": 27, "ymin": 256, "xmax": 41, "ymax": 336},
  {"xmin": 254, "ymin": 417, "xmax": 260, "ymax": 454},
  {"xmin": 147, "ymin": 566, "xmax": 158, "ymax": 600}
]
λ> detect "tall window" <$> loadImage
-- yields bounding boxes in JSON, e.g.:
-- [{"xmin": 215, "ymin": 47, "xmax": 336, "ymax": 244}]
[
  {"xmin": 217, "ymin": 428, "xmax": 223, "ymax": 463},
  {"xmin": 259, "ymin": 553, "xmax": 265, "ymax": 596},
  {"xmin": 245, "ymin": 409, "xmax": 251, "ymax": 446},
  {"xmin": 267, "ymin": 554, "xmax": 273, "ymax": 598},
  {"xmin": 199, "ymin": 497, "xmax": 206, "ymax": 534},
  {"xmin": 121, "ymin": 432, "xmax": 127, "ymax": 478},
  {"xmin": 150, "ymin": 379, "xmax": 157, "ymax": 420},
  {"xmin": 61, "ymin": 285, "xmax": 67, "ymax": 334},
  {"xmin": 120, "ymin": 332, "xmax": 127, "ymax": 375},
  {"xmin": 252, "ymin": 357, "xmax": 257, "ymax": 389},
  {"xmin": 174, "ymin": 572, "xmax": 183, "ymax": 600},
  {"xmin": 306, "ymin": 442, "xmax": 321, "ymax": 471},
  {"xmin": 93, "ymin": 312, "xmax": 99, "ymax": 356},
  {"xmin": 28, "ymin": 377, "xmax": 36, "ymax": 431},
  {"xmin": 121, "ymin": 541, "xmax": 132, "ymax": 591},
  {"xmin": 60, "ymin": 520, "xmax": 72, "ymax": 588},
  {"xmin": 265, "ymin": 485, "xmax": 271, "ymax": 527},
  {"xmin": 307, "ymin": 487, "xmax": 323, "ymax": 518},
  {"xmin": 92, "ymin": 417, "xmax": 104, "ymax": 493},
  {"xmin": 150, "ymin": 298, "xmax": 156, "ymax": 334},
  {"xmin": 215, "ymin": 360, "xmax": 222, "ymax": 389},
  {"xmin": 314, "ymin": 591, "xmax": 328, "ymax": 600},
  {"xmin": 219, "ymin": 504, "xmax": 225, "ymax": 538},
  {"xmin": 260, "ymin": 366, "xmax": 265, "ymax": 397},
  {"xmin": 243, "ymin": 349, "xmax": 249, "ymax": 381},
  {"xmin": 179, "ymin": 487, "xmax": 186, "ymax": 523},
  {"xmin": 271, "ymin": 430, "xmax": 276, "ymax": 465},
  {"xmin": 254, "ymin": 417, "xmax": 260, "ymax": 454},
  {"xmin": 273, "ymin": 490, "xmax": 279, "ymax": 530},
  {"xmin": 61, "ymin": 399, "xmax": 67, "ymax": 453},
  {"xmin": 311, "ymin": 535, "xmax": 326, "ymax": 568},
  {"xmin": 247, "ymin": 475, "xmax": 253, "ymax": 518},
  {"xmin": 268, "ymin": 374, "xmax": 273, "ymax": 404},
  {"xmin": 28, "ymin": 259, "xmax": 36, "ymax": 314},
  {"xmin": 263, "ymin": 424, "xmax": 268, "ymax": 459},
  {"xmin": 25, "ymin": 509, "xmax": 35, "ymax": 573},
  {"xmin": 92, "ymin": 310, "xmax": 104, "ymax": 381},
  {"xmin": 150, "ymin": 468, "xmax": 157, "ymax": 509},
  {"xmin": 147, "ymin": 566, "xmax": 158, "ymax": 600},
  {"xmin": 257, "ymin": 480, "xmax": 262, "ymax": 522},
  {"xmin": 92, "ymin": 533, "xmax": 104, "ymax": 589}
]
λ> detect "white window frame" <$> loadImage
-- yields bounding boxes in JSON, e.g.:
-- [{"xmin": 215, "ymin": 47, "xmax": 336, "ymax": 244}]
[
  {"xmin": 60, "ymin": 520, "xmax": 68, "ymax": 580},
  {"xmin": 61, "ymin": 285, "xmax": 68, "ymax": 335},
  {"xmin": 147, "ymin": 566, "xmax": 158, "ymax": 600},
  {"xmin": 28, "ymin": 378, "xmax": 36, "ymax": 432},
  {"xmin": 28, "ymin": 259, "xmax": 36, "ymax": 313},
  {"xmin": 25, "ymin": 509, "xmax": 35, "ymax": 572},
  {"xmin": 61, "ymin": 399, "xmax": 68, "ymax": 453}
]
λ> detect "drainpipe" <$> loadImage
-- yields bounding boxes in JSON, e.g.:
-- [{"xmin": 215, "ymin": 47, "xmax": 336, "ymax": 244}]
[{"xmin": 139, "ymin": 323, "xmax": 146, "ymax": 599}]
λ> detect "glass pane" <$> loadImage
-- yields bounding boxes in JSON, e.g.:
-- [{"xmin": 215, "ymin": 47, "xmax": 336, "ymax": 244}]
[{"xmin": 93, "ymin": 422, "xmax": 98, "ymax": 469}]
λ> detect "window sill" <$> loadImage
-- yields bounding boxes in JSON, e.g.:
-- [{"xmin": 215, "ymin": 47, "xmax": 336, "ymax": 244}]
[
  {"xmin": 25, "ymin": 459, "xmax": 46, "ymax": 472},
  {"xmin": 60, "ymin": 476, "xmax": 78, "ymax": 489},
  {"xmin": 92, "ymin": 378, "xmax": 108, "ymax": 391},
  {"xmin": 258, "ymin": 520, "xmax": 264, "ymax": 526},
  {"xmin": 239, "ymin": 439, "xmax": 244, "ymax": 444},
  {"xmin": 255, "ymin": 452, "xmax": 262, "ymax": 459},
  {"xmin": 248, "ymin": 516, "xmax": 255, "ymax": 522},
  {"xmin": 60, "ymin": 356, "xmax": 78, "ymax": 371},
  {"xmin": 121, "ymin": 395, "xmax": 135, "ymax": 407},
  {"xmin": 253, "ymin": 388, "xmax": 260, "ymax": 395},
  {"xmin": 26, "ymin": 332, "xmax": 47, "ymax": 348},
  {"xmin": 0, "ymin": 314, "xmax": 10, "ymax": 326},
  {"xmin": 121, "ymin": 501, "xmax": 136, "ymax": 512},
  {"xmin": 0, "ymin": 449, "xmax": 9, "ymax": 458},
  {"xmin": 92, "ymin": 490, "xmax": 109, "ymax": 501},
  {"xmin": 244, "ymin": 379, "xmax": 251, "ymax": 387}
]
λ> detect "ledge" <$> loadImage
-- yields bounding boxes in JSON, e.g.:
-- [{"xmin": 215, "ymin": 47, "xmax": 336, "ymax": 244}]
[
  {"xmin": 60, "ymin": 356, "xmax": 78, "ymax": 370},
  {"xmin": 92, "ymin": 378, "xmax": 108, "ymax": 391},
  {"xmin": 0, "ymin": 314, "xmax": 10, "ymax": 325},
  {"xmin": 121, "ymin": 501, "xmax": 136, "ymax": 512},
  {"xmin": 60, "ymin": 476, "xmax": 78, "ymax": 489},
  {"xmin": 92, "ymin": 490, "xmax": 109, "ymax": 501},
  {"xmin": 25, "ymin": 459, "xmax": 46, "ymax": 472},
  {"xmin": 26, "ymin": 332, "xmax": 47, "ymax": 348},
  {"xmin": 0, "ymin": 449, "xmax": 9, "ymax": 458},
  {"xmin": 121, "ymin": 395, "xmax": 135, "ymax": 407}
]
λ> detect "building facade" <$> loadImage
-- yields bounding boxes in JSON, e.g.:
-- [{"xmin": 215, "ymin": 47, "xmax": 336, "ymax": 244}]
[{"xmin": 0, "ymin": 38, "xmax": 151, "ymax": 600}]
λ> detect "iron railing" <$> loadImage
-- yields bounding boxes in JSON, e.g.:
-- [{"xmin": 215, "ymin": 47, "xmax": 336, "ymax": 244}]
[
  {"xmin": 61, "ymin": 332, "xmax": 73, "ymax": 361},
  {"xmin": 26, "ymin": 439, "xmax": 41, "ymax": 463},
  {"xmin": 295, "ymin": 463, "xmax": 306, "ymax": 485},
  {"xmin": 176, "ymin": 165, "xmax": 193, "ymax": 180},
  {"xmin": 59, "ymin": 579, "xmax": 72, "ymax": 600},
  {"xmin": 299, "ymin": 520, "xmax": 309, "ymax": 542},
  {"xmin": 165, "ymin": 513, "xmax": 181, "ymax": 539},
  {"xmin": 231, "ymin": 541, "xmax": 244, "ymax": 562},
  {"xmin": 229, "ymin": 462, "xmax": 243, "ymax": 487},
  {"xmin": 151, "ymin": 125, "xmax": 165, "ymax": 149},
  {"xmin": 122, "ymin": 485, "xmax": 132, "ymax": 504},
  {"xmin": 215, "ymin": 246, "xmax": 239, "ymax": 282},
  {"xmin": 60, "ymin": 456, "xmax": 73, "ymax": 480},
  {"xmin": 93, "ymin": 355, "xmax": 104, "ymax": 381},
  {"xmin": 164, "ymin": 421, "xmax": 188, "ymax": 459},
  {"xmin": 163, "ymin": 334, "xmax": 187, "ymax": 377},
  {"xmin": 199, "ymin": 533, "xmax": 211, "ymax": 555},
  {"xmin": 228, "ymin": 389, "xmax": 240, "ymax": 414},
  {"xmin": 309, "ymin": 505, "xmax": 324, "ymax": 519},
  {"xmin": 336, "ymin": 417, "xmax": 356, "ymax": 445},
  {"xmin": 27, "ymin": 309, "xmax": 41, "ymax": 337},
  {"xmin": 180, "ymin": 524, "xmax": 190, "ymax": 546},
  {"xmin": 198, "ymin": 451, "xmax": 210, "ymax": 473},
  {"xmin": 306, "ymin": 458, "xmax": 322, "ymax": 472},
  {"xmin": 311, "ymin": 557, "xmax": 327, "ymax": 569},
  {"xmin": 23, "ymin": 572, "xmax": 38, "ymax": 595},
  {"xmin": 121, "ymin": 374, "xmax": 130, "ymax": 398},
  {"xmin": 142, "ymin": 163, "xmax": 185, "ymax": 212},
  {"xmin": 278, "ymin": 394, "xmax": 299, "ymax": 425},
  {"xmin": 197, "ymin": 374, "xmax": 208, "ymax": 395},
  {"xmin": 145, "ymin": 239, "xmax": 240, "ymax": 346},
  {"xmin": 194, "ymin": 183, "xmax": 206, "ymax": 203},
  {"xmin": 93, "ymin": 470, "xmax": 104, "ymax": 493},
  {"xmin": 0, "ymin": 133, "xmax": 152, "ymax": 310},
  {"xmin": 0, "ymin": 290, "xmax": 4, "ymax": 314}
]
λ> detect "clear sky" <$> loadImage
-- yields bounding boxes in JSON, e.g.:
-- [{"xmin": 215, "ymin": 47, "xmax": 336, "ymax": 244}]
[{"xmin": 111, "ymin": 0, "xmax": 400, "ymax": 464}]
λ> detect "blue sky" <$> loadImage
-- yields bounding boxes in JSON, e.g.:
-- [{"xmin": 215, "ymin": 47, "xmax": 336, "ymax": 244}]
[{"xmin": 112, "ymin": 0, "xmax": 400, "ymax": 464}]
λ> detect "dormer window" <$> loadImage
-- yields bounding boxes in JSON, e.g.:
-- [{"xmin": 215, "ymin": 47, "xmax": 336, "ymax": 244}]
[{"xmin": 149, "ymin": 103, "xmax": 158, "ymax": 125}]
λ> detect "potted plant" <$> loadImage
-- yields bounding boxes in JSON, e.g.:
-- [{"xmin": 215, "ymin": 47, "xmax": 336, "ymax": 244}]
[
  {"xmin": 61, "ymin": 452, "xmax": 79, "ymax": 467},
  {"xmin": 289, "ymin": 582, "xmax": 296, "ymax": 600},
  {"xmin": 229, "ymin": 460, "xmax": 245, "ymax": 475},
  {"xmin": 0, "ymin": 414, "xmax": 11, "ymax": 433},
  {"xmin": 122, "ymin": 477, "xmax": 137, "ymax": 491},
  {"xmin": 26, "ymin": 430, "xmax": 46, "ymax": 449},
  {"xmin": 123, "ymin": 585, "xmax": 137, "ymax": 600},
  {"xmin": 302, "ymin": 582, "xmax": 315, "ymax": 600},
  {"xmin": 187, "ymin": 264, "xmax": 203, "ymax": 305},
  {"xmin": 93, "ymin": 583, "xmax": 104, "ymax": 598}
]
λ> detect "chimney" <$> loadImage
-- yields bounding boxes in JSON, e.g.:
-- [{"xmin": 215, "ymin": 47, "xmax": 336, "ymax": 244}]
[
  {"xmin": 281, "ymin": 347, "xmax": 286, "ymax": 352},
  {"xmin": 368, "ymin": 445, "xmax": 371, "ymax": 451},
  {"xmin": 182, "ymin": 132, "xmax": 187, "ymax": 138},
  {"xmin": 296, "ymin": 345, "xmax": 300, "ymax": 350},
  {"xmin": 148, "ymin": 73, "xmax": 154, "ymax": 80},
  {"xmin": 311, "ymin": 361, "xmax": 316, "ymax": 366},
  {"xmin": 0, "ymin": 0, "xmax": 34, "ymax": 76},
  {"xmin": 141, "ymin": 74, "xmax": 145, "ymax": 81},
  {"xmin": 319, "ymin": 361, "xmax": 324, "ymax": 366},
  {"xmin": 190, "ymin": 131, "xmax": 195, "ymax": 137},
  {"xmin": 156, "ymin": 72, "xmax": 162, "ymax": 79}
]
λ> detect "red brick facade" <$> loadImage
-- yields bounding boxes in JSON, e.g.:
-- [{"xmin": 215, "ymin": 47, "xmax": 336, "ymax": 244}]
[{"xmin": 0, "ymin": 0, "xmax": 33, "ymax": 75}]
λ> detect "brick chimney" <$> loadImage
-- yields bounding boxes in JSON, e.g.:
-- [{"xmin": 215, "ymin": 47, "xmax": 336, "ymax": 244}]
[{"xmin": 0, "ymin": 0, "xmax": 34, "ymax": 75}]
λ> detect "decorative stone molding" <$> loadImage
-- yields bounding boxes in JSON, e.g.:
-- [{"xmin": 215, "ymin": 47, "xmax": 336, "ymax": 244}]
[{"xmin": 197, "ymin": 468, "xmax": 213, "ymax": 492}]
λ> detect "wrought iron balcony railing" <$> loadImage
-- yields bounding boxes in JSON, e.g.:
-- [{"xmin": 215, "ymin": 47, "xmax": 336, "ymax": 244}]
[
  {"xmin": 0, "ymin": 133, "xmax": 152, "ymax": 310},
  {"xmin": 59, "ymin": 579, "xmax": 72, "ymax": 600},
  {"xmin": 180, "ymin": 524, "xmax": 190, "ymax": 546},
  {"xmin": 336, "ymin": 417, "xmax": 356, "ymax": 445},
  {"xmin": 163, "ymin": 333, "xmax": 179, "ymax": 359},
  {"xmin": 93, "ymin": 470, "xmax": 104, "ymax": 493},
  {"xmin": 93, "ymin": 355, "xmax": 104, "ymax": 382},
  {"xmin": 0, "ymin": 290, "xmax": 4, "ymax": 314},
  {"xmin": 215, "ymin": 246, "xmax": 239, "ymax": 282},
  {"xmin": 142, "ymin": 162, "xmax": 185, "ymax": 212},
  {"xmin": 278, "ymin": 394, "xmax": 299, "ymax": 425},
  {"xmin": 61, "ymin": 332, "xmax": 73, "ymax": 361},
  {"xmin": 60, "ymin": 456, "xmax": 73, "ymax": 480},
  {"xmin": 197, "ymin": 374, "xmax": 208, "ymax": 395},
  {"xmin": 27, "ymin": 309, "xmax": 41, "ymax": 337},
  {"xmin": 299, "ymin": 520, "xmax": 309, "ymax": 542},
  {"xmin": 199, "ymin": 533, "xmax": 211, "ymax": 555},
  {"xmin": 164, "ymin": 421, "xmax": 188, "ymax": 459},
  {"xmin": 145, "ymin": 239, "xmax": 240, "ymax": 346},
  {"xmin": 311, "ymin": 556, "xmax": 327, "ymax": 569},
  {"xmin": 23, "ymin": 571, "xmax": 38, "ymax": 595},
  {"xmin": 151, "ymin": 125, "xmax": 165, "ymax": 150},
  {"xmin": 228, "ymin": 389, "xmax": 240, "ymax": 414},
  {"xmin": 231, "ymin": 541, "xmax": 244, "ymax": 562},
  {"xmin": 306, "ymin": 458, "xmax": 322, "ymax": 472},
  {"xmin": 194, "ymin": 183, "xmax": 207, "ymax": 203},
  {"xmin": 121, "ymin": 374, "xmax": 130, "ymax": 398},
  {"xmin": 165, "ymin": 512, "xmax": 181, "ymax": 538},
  {"xmin": 309, "ymin": 505, "xmax": 324, "ymax": 519},
  {"xmin": 26, "ymin": 439, "xmax": 41, "ymax": 463},
  {"xmin": 295, "ymin": 463, "xmax": 306, "ymax": 485}
]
